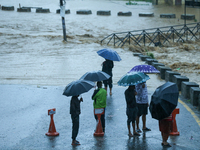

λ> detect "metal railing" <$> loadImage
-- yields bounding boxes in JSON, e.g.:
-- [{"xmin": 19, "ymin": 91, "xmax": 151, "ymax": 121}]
[{"xmin": 100, "ymin": 22, "xmax": 200, "ymax": 47}]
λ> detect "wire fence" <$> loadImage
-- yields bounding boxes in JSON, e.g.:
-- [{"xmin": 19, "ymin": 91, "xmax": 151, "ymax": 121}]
[{"xmin": 100, "ymin": 22, "xmax": 200, "ymax": 47}]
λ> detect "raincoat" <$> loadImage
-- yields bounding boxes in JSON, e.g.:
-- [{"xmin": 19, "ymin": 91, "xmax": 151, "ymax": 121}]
[{"xmin": 92, "ymin": 88, "xmax": 107, "ymax": 109}]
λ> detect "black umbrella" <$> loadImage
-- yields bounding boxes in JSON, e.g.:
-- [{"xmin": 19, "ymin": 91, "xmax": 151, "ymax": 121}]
[
  {"xmin": 63, "ymin": 79, "xmax": 95, "ymax": 97},
  {"xmin": 80, "ymin": 71, "xmax": 110, "ymax": 82},
  {"xmin": 149, "ymin": 82, "xmax": 179, "ymax": 120}
]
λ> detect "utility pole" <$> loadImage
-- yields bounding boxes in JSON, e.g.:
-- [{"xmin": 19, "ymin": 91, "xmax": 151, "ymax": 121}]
[{"xmin": 60, "ymin": 0, "xmax": 67, "ymax": 41}]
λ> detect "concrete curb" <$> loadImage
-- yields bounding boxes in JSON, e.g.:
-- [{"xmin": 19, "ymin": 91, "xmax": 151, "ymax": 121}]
[
  {"xmin": 97, "ymin": 10, "xmax": 111, "ymax": 16},
  {"xmin": 118, "ymin": 11, "xmax": 132, "ymax": 16},
  {"xmin": 56, "ymin": 9, "xmax": 70, "ymax": 14},
  {"xmin": 36, "ymin": 8, "xmax": 50, "ymax": 13},
  {"xmin": 133, "ymin": 53, "xmax": 200, "ymax": 111},
  {"xmin": 2, "ymin": 6, "xmax": 14, "ymax": 11},
  {"xmin": 165, "ymin": 71, "xmax": 180, "ymax": 82},
  {"xmin": 76, "ymin": 10, "xmax": 92, "ymax": 15},
  {"xmin": 172, "ymin": 75, "xmax": 189, "ymax": 91},
  {"xmin": 160, "ymin": 14, "xmax": 176, "ymax": 18}
]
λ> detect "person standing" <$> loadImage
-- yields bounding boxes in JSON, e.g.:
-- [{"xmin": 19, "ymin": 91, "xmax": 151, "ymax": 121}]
[
  {"xmin": 102, "ymin": 59, "xmax": 114, "ymax": 96},
  {"xmin": 92, "ymin": 81, "xmax": 107, "ymax": 132},
  {"xmin": 70, "ymin": 95, "xmax": 83, "ymax": 146},
  {"xmin": 159, "ymin": 114, "xmax": 173, "ymax": 147},
  {"xmin": 135, "ymin": 82, "xmax": 151, "ymax": 133},
  {"xmin": 125, "ymin": 85, "xmax": 140, "ymax": 137}
]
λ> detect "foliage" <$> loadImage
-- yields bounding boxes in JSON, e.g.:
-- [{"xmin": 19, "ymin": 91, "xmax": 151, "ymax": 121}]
[{"xmin": 145, "ymin": 49, "xmax": 155, "ymax": 59}]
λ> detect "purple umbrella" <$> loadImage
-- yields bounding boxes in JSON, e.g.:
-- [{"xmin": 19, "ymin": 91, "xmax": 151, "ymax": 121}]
[{"xmin": 129, "ymin": 65, "xmax": 160, "ymax": 74}]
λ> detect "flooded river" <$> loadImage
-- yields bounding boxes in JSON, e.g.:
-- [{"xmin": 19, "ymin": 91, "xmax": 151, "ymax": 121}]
[{"xmin": 0, "ymin": 0, "xmax": 199, "ymax": 86}]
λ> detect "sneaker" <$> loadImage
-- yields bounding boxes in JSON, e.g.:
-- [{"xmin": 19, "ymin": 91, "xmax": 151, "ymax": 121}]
[
  {"xmin": 136, "ymin": 129, "xmax": 142, "ymax": 133},
  {"xmin": 142, "ymin": 127, "xmax": 151, "ymax": 131},
  {"xmin": 71, "ymin": 141, "xmax": 80, "ymax": 146}
]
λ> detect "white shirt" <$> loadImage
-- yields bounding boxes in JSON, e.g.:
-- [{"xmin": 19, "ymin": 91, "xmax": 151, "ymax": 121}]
[{"xmin": 135, "ymin": 83, "xmax": 148, "ymax": 104}]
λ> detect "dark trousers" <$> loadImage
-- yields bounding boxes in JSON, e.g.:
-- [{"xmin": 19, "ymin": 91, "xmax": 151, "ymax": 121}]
[
  {"xmin": 94, "ymin": 114, "xmax": 105, "ymax": 129},
  {"xmin": 103, "ymin": 77, "xmax": 113, "ymax": 89},
  {"xmin": 71, "ymin": 114, "xmax": 79, "ymax": 141}
]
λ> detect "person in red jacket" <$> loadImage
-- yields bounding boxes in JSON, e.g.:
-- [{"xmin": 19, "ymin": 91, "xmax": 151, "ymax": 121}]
[{"xmin": 159, "ymin": 114, "xmax": 173, "ymax": 147}]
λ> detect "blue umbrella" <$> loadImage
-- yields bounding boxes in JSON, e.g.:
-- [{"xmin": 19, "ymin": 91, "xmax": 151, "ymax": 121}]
[
  {"xmin": 80, "ymin": 71, "xmax": 110, "ymax": 82},
  {"xmin": 97, "ymin": 48, "xmax": 122, "ymax": 61},
  {"xmin": 63, "ymin": 79, "xmax": 95, "ymax": 97},
  {"xmin": 117, "ymin": 72, "xmax": 150, "ymax": 86},
  {"xmin": 129, "ymin": 65, "xmax": 160, "ymax": 74}
]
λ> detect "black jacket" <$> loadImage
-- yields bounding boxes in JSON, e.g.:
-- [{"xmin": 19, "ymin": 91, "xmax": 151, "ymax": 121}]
[
  {"xmin": 70, "ymin": 96, "xmax": 81, "ymax": 115},
  {"xmin": 102, "ymin": 59, "xmax": 114, "ymax": 76},
  {"xmin": 125, "ymin": 87, "xmax": 137, "ymax": 108}
]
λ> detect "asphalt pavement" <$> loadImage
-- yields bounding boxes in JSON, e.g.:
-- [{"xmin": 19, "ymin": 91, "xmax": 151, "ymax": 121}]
[{"xmin": 1, "ymin": 81, "xmax": 200, "ymax": 150}]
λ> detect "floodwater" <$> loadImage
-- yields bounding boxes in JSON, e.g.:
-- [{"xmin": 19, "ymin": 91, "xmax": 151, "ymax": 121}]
[{"xmin": 0, "ymin": 0, "xmax": 199, "ymax": 86}]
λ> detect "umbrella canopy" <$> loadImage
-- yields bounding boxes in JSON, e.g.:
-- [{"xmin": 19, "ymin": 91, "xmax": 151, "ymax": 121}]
[
  {"xmin": 117, "ymin": 72, "xmax": 150, "ymax": 86},
  {"xmin": 63, "ymin": 79, "xmax": 95, "ymax": 97},
  {"xmin": 129, "ymin": 64, "xmax": 160, "ymax": 74},
  {"xmin": 149, "ymin": 82, "xmax": 179, "ymax": 120},
  {"xmin": 80, "ymin": 71, "xmax": 110, "ymax": 82},
  {"xmin": 97, "ymin": 48, "xmax": 122, "ymax": 61}
]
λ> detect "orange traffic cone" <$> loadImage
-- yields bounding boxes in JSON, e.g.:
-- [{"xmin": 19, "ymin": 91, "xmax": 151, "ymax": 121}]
[
  {"xmin": 46, "ymin": 108, "xmax": 59, "ymax": 136},
  {"xmin": 170, "ymin": 108, "xmax": 180, "ymax": 136},
  {"xmin": 94, "ymin": 114, "xmax": 104, "ymax": 137}
]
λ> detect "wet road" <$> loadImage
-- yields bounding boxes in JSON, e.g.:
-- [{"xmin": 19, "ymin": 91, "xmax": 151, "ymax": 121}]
[
  {"xmin": 1, "ymin": 81, "xmax": 200, "ymax": 149},
  {"xmin": 1, "ymin": 1, "xmax": 200, "ymax": 149}
]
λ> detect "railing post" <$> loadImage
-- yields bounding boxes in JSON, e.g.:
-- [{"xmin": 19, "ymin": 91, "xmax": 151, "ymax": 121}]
[
  {"xmin": 143, "ymin": 30, "xmax": 146, "ymax": 46},
  {"xmin": 114, "ymin": 34, "xmax": 115, "ymax": 47},
  {"xmin": 186, "ymin": 25, "xmax": 188, "ymax": 41},
  {"xmin": 172, "ymin": 27, "xmax": 175, "ymax": 43},
  {"xmin": 157, "ymin": 28, "xmax": 160, "ymax": 44},
  {"xmin": 198, "ymin": 23, "xmax": 200, "ymax": 39}
]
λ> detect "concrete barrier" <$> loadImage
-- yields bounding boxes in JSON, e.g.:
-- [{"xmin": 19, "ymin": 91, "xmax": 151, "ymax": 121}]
[
  {"xmin": 145, "ymin": 58, "xmax": 158, "ymax": 65},
  {"xmin": 76, "ymin": 10, "xmax": 92, "ymax": 15},
  {"xmin": 118, "ymin": 11, "xmax": 132, "ymax": 16},
  {"xmin": 17, "ymin": 7, "xmax": 31, "ymax": 12},
  {"xmin": 56, "ymin": 9, "xmax": 70, "ymax": 14},
  {"xmin": 157, "ymin": 66, "xmax": 172, "ymax": 79},
  {"xmin": 165, "ymin": 71, "xmax": 181, "ymax": 82},
  {"xmin": 172, "ymin": 75, "xmax": 189, "ymax": 91},
  {"xmin": 190, "ymin": 87, "xmax": 200, "ymax": 106},
  {"xmin": 151, "ymin": 62, "xmax": 165, "ymax": 69},
  {"xmin": 22, "ymin": 7, "xmax": 42, "ymax": 9},
  {"xmin": 160, "ymin": 14, "xmax": 176, "ymax": 18},
  {"xmin": 2, "ymin": 6, "xmax": 14, "ymax": 11},
  {"xmin": 181, "ymin": 14, "xmax": 195, "ymax": 20},
  {"xmin": 36, "ymin": 8, "xmax": 50, "ymax": 13},
  {"xmin": 139, "ymin": 55, "xmax": 151, "ymax": 61},
  {"xmin": 97, "ymin": 10, "xmax": 111, "ymax": 16},
  {"xmin": 181, "ymin": 82, "xmax": 199, "ymax": 99},
  {"xmin": 133, "ymin": 53, "xmax": 142, "ymax": 56},
  {"xmin": 139, "ymin": 12, "xmax": 154, "ymax": 17}
]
